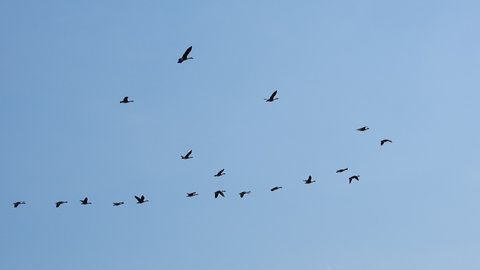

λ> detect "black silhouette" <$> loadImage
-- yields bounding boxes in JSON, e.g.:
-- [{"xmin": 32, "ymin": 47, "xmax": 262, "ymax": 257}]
[
  {"xmin": 303, "ymin": 175, "xmax": 316, "ymax": 184},
  {"xmin": 357, "ymin": 126, "xmax": 369, "ymax": 132},
  {"xmin": 178, "ymin": 46, "xmax": 193, "ymax": 63},
  {"xmin": 381, "ymin": 139, "xmax": 393, "ymax": 146},
  {"xmin": 349, "ymin": 175, "xmax": 360, "ymax": 184},
  {"xmin": 80, "ymin": 197, "xmax": 92, "ymax": 205},
  {"xmin": 181, "ymin": 150, "xmax": 193, "ymax": 160},
  {"xmin": 214, "ymin": 190, "xmax": 226, "ymax": 198},
  {"xmin": 13, "ymin": 201, "xmax": 26, "ymax": 208},
  {"xmin": 186, "ymin": 192, "xmax": 198, "ymax": 197},
  {"xmin": 270, "ymin": 186, "xmax": 282, "ymax": 192},
  {"xmin": 113, "ymin": 202, "xmax": 124, "ymax": 206},
  {"xmin": 336, "ymin": 168, "xmax": 348, "ymax": 173},
  {"xmin": 55, "ymin": 201, "xmax": 68, "ymax": 208},
  {"xmin": 135, "ymin": 195, "xmax": 149, "ymax": 204},
  {"xmin": 265, "ymin": 90, "xmax": 278, "ymax": 102},
  {"xmin": 214, "ymin": 169, "xmax": 225, "ymax": 177},
  {"xmin": 239, "ymin": 191, "xmax": 251, "ymax": 198},
  {"xmin": 120, "ymin": 96, "xmax": 134, "ymax": 103}
]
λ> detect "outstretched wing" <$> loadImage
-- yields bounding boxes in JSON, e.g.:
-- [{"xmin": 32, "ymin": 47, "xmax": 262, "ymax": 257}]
[
  {"xmin": 186, "ymin": 150, "xmax": 192, "ymax": 158},
  {"xmin": 123, "ymin": 96, "xmax": 129, "ymax": 102},
  {"xmin": 182, "ymin": 46, "xmax": 192, "ymax": 58},
  {"xmin": 135, "ymin": 196, "xmax": 141, "ymax": 202},
  {"xmin": 270, "ymin": 90, "xmax": 277, "ymax": 100}
]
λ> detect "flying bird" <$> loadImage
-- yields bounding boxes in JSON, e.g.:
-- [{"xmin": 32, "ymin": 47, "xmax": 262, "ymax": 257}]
[
  {"xmin": 265, "ymin": 90, "xmax": 278, "ymax": 102},
  {"xmin": 186, "ymin": 192, "xmax": 198, "ymax": 197},
  {"xmin": 239, "ymin": 191, "xmax": 251, "ymax": 198},
  {"xmin": 80, "ymin": 197, "xmax": 92, "ymax": 205},
  {"xmin": 214, "ymin": 190, "xmax": 226, "ymax": 198},
  {"xmin": 303, "ymin": 175, "xmax": 316, "ymax": 184},
  {"xmin": 178, "ymin": 46, "xmax": 193, "ymax": 63},
  {"xmin": 270, "ymin": 186, "xmax": 282, "ymax": 192},
  {"xmin": 120, "ymin": 96, "xmax": 134, "ymax": 103},
  {"xmin": 181, "ymin": 150, "xmax": 193, "ymax": 160},
  {"xmin": 336, "ymin": 168, "xmax": 348, "ymax": 173},
  {"xmin": 349, "ymin": 175, "xmax": 360, "ymax": 184},
  {"xmin": 357, "ymin": 126, "xmax": 369, "ymax": 132},
  {"xmin": 380, "ymin": 139, "xmax": 393, "ymax": 146},
  {"xmin": 113, "ymin": 202, "xmax": 124, "ymax": 206},
  {"xmin": 13, "ymin": 201, "xmax": 26, "ymax": 208},
  {"xmin": 214, "ymin": 169, "xmax": 225, "ymax": 177},
  {"xmin": 55, "ymin": 201, "xmax": 68, "ymax": 208},
  {"xmin": 135, "ymin": 195, "xmax": 149, "ymax": 204}
]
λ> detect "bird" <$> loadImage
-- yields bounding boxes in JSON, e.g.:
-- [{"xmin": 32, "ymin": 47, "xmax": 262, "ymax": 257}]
[
  {"xmin": 120, "ymin": 96, "xmax": 134, "ymax": 103},
  {"xmin": 336, "ymin": 168, "xmax": 348, "ymax": 173},
  {"xmin": 186, "ymin": 192, "xmax": 198, "ymax": 197},
  {"xmin": 265, "ymin": 90, "xmax": 278, "ymax": 102},
  {"xmin": 181, "ymin": 150, "xmax": 193, "ymax": 160},
  {"xmin": 178, "ymin": 46, "xmax": 193, "ymax": 63},
  {"xmin": 270, "ymin": 186, "xmax": 282, "ymax": 192},
  {"xmin": 55, "ymin": 201, "xmax": 68, "ymax": 208},
  {"xmin": 135, "ymin": 195, "xmax": 149, "ymax": 204},
  {"xmin": 239, "ymin": 191, "xmax": 251, "ymax": 198},
  {"xmin": 214, "ymin": 169, "xmax": 225, "ymax": 177},
  {"xmin": 303, "ymin": 175, "xmax": 316, "ymax": 184},
  {"xmin": 349, "ymin": 175, "xmax": 360, "ymax": 184},
  {"xmin": 357, "ymin": 126, "xmax": 369, "ymax": 131},
  {"xmin": 80, "ymin": 197, "xmax": 92, "ymax": 205},
  {"xmin": 113, "ymin": 202, "xmax": 124, "ymax": 206},
  {"xmin": 380, "ymin": 139, "xmax": 393, "ymax": 146},
  {"xmin": 214, "ymin": 190, "xmax": 226, "ymax": 198},
  {"xmin": 13, "ymin": 201, "xmax": 26, "ymax": 208}
]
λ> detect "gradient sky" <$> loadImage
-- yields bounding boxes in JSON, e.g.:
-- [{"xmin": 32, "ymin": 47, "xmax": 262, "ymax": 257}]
[{"xmin": 1, "ymin": 1, "xmax": 479, "ymax": 269}]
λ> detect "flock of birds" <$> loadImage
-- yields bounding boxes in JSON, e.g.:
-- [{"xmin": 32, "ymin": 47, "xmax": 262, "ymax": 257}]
[{"xmin": 11, "ymin": 46, "xmax": 393, "ymax": 209}]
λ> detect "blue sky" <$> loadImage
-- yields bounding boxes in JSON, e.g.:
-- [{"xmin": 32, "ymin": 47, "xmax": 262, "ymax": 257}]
[{"xmin": 1, "ymin": 1, "xmax": 479, "ymax": 269}]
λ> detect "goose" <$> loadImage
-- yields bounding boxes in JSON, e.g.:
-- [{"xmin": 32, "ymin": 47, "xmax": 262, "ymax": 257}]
[
  {"xmin": 120, "ymin": 96, "xmax": 134, "ymax": 103},
  {"xmin": 214, "ymin": 190, "xmax": 226, "ymax": 198},
  {"xmin": 357, "ymin": 126, "xmax": 369, "ymax": 132},
  {"xmin": 380, "ymin": 139, "xmax": 393, "ymax": 146},
  {"xmin": 214, "ymin": 169, "xmax": 225, "ymax": 177},
  {"xmin": 336, "ymin": 168, "xmax": 348, "ymax": 173},
  {"xmin": 303, "ymin": 175, "xmax": 316, "ymax": 184},
  {"xmin": 239, "ymin": 191, "xmax": 251, "ymax": 198},
  {"xmin": 178, "ymin": 46, "xmax": 193, "ymax": 63},
  {"xmin": 113, "ymin": 202, "xmax": 124, "ymax": 206},
  {"xmin": 181, "ymin": 150, "xmax": 193, "ymax": 160},
  {"xmin": 135, "ymin": 195, "xmax": 149, "ymax": 204},
  {"xmin": 80, "ymin": 197, "xmax": 92, "ymax": 205},
  {"xmin": 349, "ymin": 175, "xmax": 360, "ymax": 184},
  {"xmin": 13, "ymin": 201, "xmax": 26, "ymax": 208},
  {"xmin": 265, "ymin": 90, "xmax": 278, "ymax": 102},
  {"xmin": 270, "ymin": 186, "xmax": 282, "ymax": 192},
  {"xmin": 55, "ymin": 201, "xmax": 68, "ymax": 208},
  {"xmin": 186, "ymin": 192, "xmax": 198, "ymax": 197}
]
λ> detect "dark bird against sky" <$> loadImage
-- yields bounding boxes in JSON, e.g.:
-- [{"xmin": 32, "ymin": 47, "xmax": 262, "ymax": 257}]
[
  {"xmin": 178, "ymin": 46, "xmax": 193, "ymax": 63},
  {"xmin": 349, "ymin": 175, "xmax": 360, "ymax": 184},
  {"xmin": 265, "ymin": 90, "xmax": 278, "ymax": 102},
  {"xmin": 120, "ymin": 96, "xmax": 134, "ymax": 103},
  {"xmin": 181, "ymin": 150, "xmax": 193, "ymax": 160},
  {"xmin": 214, "ymin": 169, "xmax": 225, "ymax": 177},
  {"xmin": 381, "ymin": 139, "xmax": 393, "ymax": 146},
  {"xmin": 336, "ymin": 168, "xmax": 348, "ymax": 173},
  {"xmin": 214, "ymin": 190, "xmax": 226, "ymax": 198},
  {"xmin": 135, "ymin": 195, "xmax": 149, "ymax": 204}
]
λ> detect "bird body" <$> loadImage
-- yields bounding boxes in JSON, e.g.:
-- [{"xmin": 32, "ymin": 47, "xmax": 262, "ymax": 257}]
[
  {"xmin": 270, "ymin": 186, "xmax": 282, "ymax": 192},
  {"xmin": 135, "ymin": 195, "xmax": 149, "ymax": 204},
  {"xmin": 265, "ymin": 90, "xmax": 278, "ymax": 102},
  {"xmin": 303, "ymin": 175, "xmax": 316, "ymax": 184},
  {"xmin": 381, "ymin": 139, "xmax": 393, "ymax": 146},
  {"xmin": 80, "ymin": 197, "xmax": 92, "ymax": 205},
  {"xmin": 239, "ymin": 191, "xmax": 251, "ymax": 198},
  {"xmin": 214, "ymin": 190, "xmax": 226, "ymax": 198},
  {"xmin": 214, "ymin": 169, "xmax": 225, "ymax": 177},
  {"xmin": 181, "ymin": 150, "xmax": 193, "ymax": 159},
  {"xmin": 13, "ymin": 201, "xmax": 26, "ymax": 208},
  {"xmin": 357, "ymin": 126, "xmax": 369, "ymax": 131},
  {"xmin": 349, "ymin": 175, "xmax": 360, "ymax": 184},
  {"xmin": 178, "ymin": 46, "xmax": 193, "ymax": 63},
  {"xmin": 120, "ymin": 96, "xmax": 134, "ymax": 103},
  {"xmin": 55, "ymin": 201, "xmax": 68, "ymax": 208},
  {"xmin": 336, "ymin": 168, "xmax": 348, "ymax": 173},
  {"xmin": 187, "ymin": 192, "xmax": 198, "ymax": 197}
]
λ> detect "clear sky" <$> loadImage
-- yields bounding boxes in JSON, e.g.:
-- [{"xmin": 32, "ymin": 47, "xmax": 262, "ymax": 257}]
[{"xmin": 1, "ymin": 1, "xmax": 479, "ymax": 269}]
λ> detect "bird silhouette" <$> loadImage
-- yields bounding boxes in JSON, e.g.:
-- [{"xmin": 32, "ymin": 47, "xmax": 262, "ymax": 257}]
[
  {"xmin": 214, "ymin": 190, "xmax": 226, "ymax": 198},
  {"xmin": 186, "ymin": 192, "xmax": 198, "ymax": 197},
  {"xmin": 349, "ymin": 175, "xmax": 360, "ymax": 184},
  {"xmin": 135, "ymin": 195, "xmax": 149, "ymax": 204},
  {"xmin": 357, "ymin": 126, "xmax": 369, "ymax": 132},
  {"xmin": 265, "ymin": 90, "xmax": 278, "ymax": 102},
  {"xmin": 55, "ymin": 201, "xmax": 68, "ymax": 208},
  {"xmin": 13, "ymin": 201, "xmax": 26, "ymax": 208},
  {"xmin": 303, "ymin": 175, "xmax": 316, "ymax": 184},
  {"xmin": 336, "ymin": 168, "xmax": 348, "ymax": 173},
  {"xmin": 239, "ymin": 191, "xmax": 251, "ymax": 198},
  {"xmin": 181, "ymin": 150, "xmax": 193, "ymax": 160},
  {"xmin": 178, "ymin": 46, "xmax": 193, "ymax": 63},
  {"xmin": 380, "ymin": 139, "xmax": 393, "ymax": 146},
  {"xmin": 214, "ymin": 169, "xmax": 225, "ymax": 177},
  {"xmin": 270, "ymin": 186, "xmax": 282, "ymax": 192},
  {"xmin": 80, "ymin": 197, "xmax": 92, "ymax": 205},
  {"xmin": 113, "ymin": 202, "xmax": 124, "ymax": 206},
  {"xmin": 120, "ymin": 96, "xmax": 134, "ymax": 103}
]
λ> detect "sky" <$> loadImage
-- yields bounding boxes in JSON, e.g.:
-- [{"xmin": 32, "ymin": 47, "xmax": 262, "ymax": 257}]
[{"xmin": 1, "ymin": 1, "xmax": 479, "ymax": 269}]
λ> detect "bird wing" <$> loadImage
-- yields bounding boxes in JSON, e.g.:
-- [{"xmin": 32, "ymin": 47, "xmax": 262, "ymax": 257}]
[
  {"xmin": 270, "ymin": 90, "xmax": 277, "ymax": 99},
  {"xmin": 186, "ymin": 150, "xmax": 192, "ymax": 157},
  {"xmin": 214, "ymin": 192, "xmax": 219, "ymax": 198},
  {"xmin": 135, "ymin": 196, "xmax": 141, "ymax": 202},
  {"xmin": 123, "ymin": 96, "xmax": 128, "ymax": 102},
  {"xmin": 182, "ymin": 46, "xmax": 192, "ymax": 58}
]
